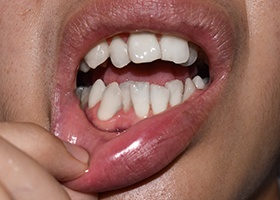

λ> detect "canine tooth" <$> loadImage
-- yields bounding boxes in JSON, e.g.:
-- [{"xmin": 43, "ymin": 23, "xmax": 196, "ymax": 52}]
[
  {"xmin": 110, "ymin": 36, "xmax": 131, "ymax": 68},
  {"xmin": 181, "ymin": 43, "xmax": 198, "ymax": 66},
  {"xmin": 130, "ymin": 82, "xmax": 150, "ymax": 118},
  {"xmin": 128, "ymin": 32, "xmax": 161, "ymax": 64},
  {"xmin": 88, "ymin": 79, "xmax": 106, "ymax": 108},
  {"xmin": 98, "ymin": 82, "xmax": 122, "ymax": 121},
  {"xmin": 84, "ymin": 41, "xmax": 109, "ymax": 69},
  {"xmin": 160, "ymin": 35, "xmax": 190, "ymax": 64},
  {"xmin": 79, "ymin": 61, "xmax": 91, "ymax": 73},
  {"xmin": 165, "ymin": 80, "xmax": 183, "ymax": 107},
  {"xmin": 193, "ymin": 76, "xmax": 206, "ymax": 89},
  {"xmin": 120, "ymin": 82, "xmax": 132, "ymax": 112},
  {"xmin": 150, "ymin": 84, "xmax": 170, "ymax": 115},
  {"xmin": 183, "ymin": 78, "xmax": 196, "ymax": 101}
]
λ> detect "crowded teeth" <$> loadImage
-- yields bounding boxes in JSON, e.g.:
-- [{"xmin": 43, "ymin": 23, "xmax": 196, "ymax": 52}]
[
  {"xmin": 82, "ymin": 32, "xmax": 200, "ymax": 71},
  {"xmin": 97, "ymin": 82, "xmax": 122, "ymax": 121},
  {"xmin": 84, "ymin": 76, "xmax": 208, "ymax": 121},
  {"xmin": 160, "ymin": 35, "xmax": 190, "ymax": 64},
  {"xmin": 109, "ymin": 36, "xmax": 131, "ymax": 68},
  {"xmin": 88, "ymin": 79, "xmax": 106, "ymax": 108},
  {"xmin": 84, "ymin": 41, "xmax": 109, "ymax": 69},
  {"xmin": 130, "ymin": 82, "xmax": 150, "ymax": 118},
  {"xmin": 150, "ymin": 84, "xmax": 170, "ymax": 114},
  {"xmin": 128, "ymin": 33, "xmax": 161, "ymax": 64},
  {"xmin": 79, "ymin": 32, "xmax": 209, "ymax": 122},
  {"xmin": 120, "ymin": 82, "xmax": 133, "ymax": 112},
  {"xmin": 193, "ymin": 76, "xmax": 206, "ymax": 89},
  {"xmin": 165, "ymin": 80, "xmax": 184, "ymax": 106},
  {"xmin": 183, "ymin": 78, "xmax": 196, "ymax": 101}
]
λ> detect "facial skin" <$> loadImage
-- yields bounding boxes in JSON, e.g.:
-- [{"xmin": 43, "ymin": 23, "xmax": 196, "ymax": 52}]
[{"xmin": 0, "ymin": 0, "xmax": 280, "ymax": 199}]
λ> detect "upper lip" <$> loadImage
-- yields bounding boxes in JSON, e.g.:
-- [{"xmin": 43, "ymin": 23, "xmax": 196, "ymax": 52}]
[{"xmin": 52, "ymin": 0, "xmax": 234, "ymax": 193}]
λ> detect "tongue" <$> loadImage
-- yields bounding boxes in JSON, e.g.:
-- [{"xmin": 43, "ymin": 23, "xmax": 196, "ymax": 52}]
[{"xmin": 94, "ymin": 60, "xmax": 193, "ymax": 85}]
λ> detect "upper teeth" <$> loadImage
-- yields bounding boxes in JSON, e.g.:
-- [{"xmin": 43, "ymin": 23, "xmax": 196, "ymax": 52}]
[{"xmin": 81, "ymin": 32, "xmax": 198, "ymax": 72}]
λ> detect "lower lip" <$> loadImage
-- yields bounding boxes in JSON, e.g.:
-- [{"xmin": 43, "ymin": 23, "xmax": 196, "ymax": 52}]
[
  {"xmin": 53, "ymin": 75, "xmax": 226, "ymax": 192},
  {"xmin": 52, "ymin": 0, "xmax": 233, "ymax": 193}
]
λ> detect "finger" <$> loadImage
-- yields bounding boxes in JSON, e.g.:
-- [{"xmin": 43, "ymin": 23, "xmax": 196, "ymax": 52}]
[
  {"xmin": 0, "ymin": 122, "xmax": 89, "ymax": 181},
  {"xmin": 0, "ymin": 182, "xmax": 12, "ymax": 200},
  {"xmin": 0, "ymin": 137, "xmax": 70, "ymax": 200},
  {"xmin": 64, "ymin": 186, "xmax": 98, "ymax": 200}
]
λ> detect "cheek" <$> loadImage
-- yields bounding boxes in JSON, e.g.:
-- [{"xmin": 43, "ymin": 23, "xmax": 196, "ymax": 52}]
[
  {"xmin": 0, "ymin": 9, "xmax": 50, "ymax": 126},
  {"xmin": 0, "ymin": 58, "xmax": 50, "ymax": 126}
]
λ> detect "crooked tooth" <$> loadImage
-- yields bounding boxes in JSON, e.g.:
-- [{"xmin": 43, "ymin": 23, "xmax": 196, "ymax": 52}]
[
  {"xmin": 109, "ymin": 36, "xmax": 131, "ymax": 68},
  {"xmin": 160, "ymin": 35, "xmax": 190, "ymax": 64},
  {"xmin": 183, "ymin": 78, "xmax": 196, "ymax": 101},
  {"xmin": 97, "ymin": 82, "xmax": 122, "ymax": 121},
  {"xmin": 120, "ymin": 82, "xmax": 132, "ymax": 112},
  {"xmin": 128, "ymin": 33, "xmax": 161, "ymax": 64},
  {"xmin": 181, "ymin": 43, "xmax": 198, "ymax": 66},
  {"xmin": 130, "ymin": 82, "xmax": 150, "ymax": 118},
  {"xmin": 150, "ymin": 84, "xmax": 170, "ymax": 115},
  {"xmin": 88, "ymin": 79, "xmax": 106, "ymax": 108},
  {"xmin": 165, "ymin": 80, "xmax": 183, "ymax": 107},
  {"xmin": 84, "ymin": 41, "xmax": 109, "ymax": 69},
  {"xmin": 193, "ymin": 76, "xmax": 206, "ymax": 89}
]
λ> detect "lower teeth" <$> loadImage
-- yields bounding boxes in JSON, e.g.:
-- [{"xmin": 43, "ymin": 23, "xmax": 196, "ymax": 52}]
[{"xmin": 76, "ymin": 75, "xmax": 208, "ymax": 121}]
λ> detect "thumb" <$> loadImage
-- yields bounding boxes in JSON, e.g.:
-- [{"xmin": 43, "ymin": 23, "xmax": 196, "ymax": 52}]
[{"xmin": 0, "ymin": 122, "xmax": 89, "ymax": 181}]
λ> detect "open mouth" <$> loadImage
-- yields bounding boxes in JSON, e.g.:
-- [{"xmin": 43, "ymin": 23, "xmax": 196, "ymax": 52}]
[
  {"xmin": 52, "ymin": 0, "xmax": 234, "ymax": 193},
  {"xmin": 76, "ymin": 32, "xmax": 210, "ymax": 132}
]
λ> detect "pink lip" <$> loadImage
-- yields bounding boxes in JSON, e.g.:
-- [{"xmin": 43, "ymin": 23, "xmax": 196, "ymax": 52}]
[{"xmin": 52, "ymin": 0, "xmax": 234, "ymax": 193}]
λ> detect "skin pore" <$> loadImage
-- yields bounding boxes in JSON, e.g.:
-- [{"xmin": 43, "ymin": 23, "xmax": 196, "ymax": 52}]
[{"xmin": 0, "ymin": 0, "xmax": 280, "ymax": 199}]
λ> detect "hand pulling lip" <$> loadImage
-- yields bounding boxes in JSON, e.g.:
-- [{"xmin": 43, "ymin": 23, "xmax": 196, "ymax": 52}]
[{"xmin": 52, "ymin": 0, "xmax": 234, "ymax": 193}]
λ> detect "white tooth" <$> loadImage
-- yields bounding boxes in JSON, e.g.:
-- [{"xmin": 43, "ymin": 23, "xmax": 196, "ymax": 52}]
[
  {"xmin": 84, "ymin": 41, "xmax": 109, "ymax": 69},
  {"xmin": 109, "ymin": 36, "xmax": 131, "ymax": 68},
  {"xmin": 88, "ymin": 79, "xmax": 106, "ymax": 108},
  {"xmin": 150, "ymin": 84, "xmax": 170, "ymax": 115},
  {"xmin": 165, "ymin": 80, "xmax": 183, "ymax": 107},
  {"xmin": 193, "ymin": 76, "xmax": 206, "ymax": 89},
  {"xmin": 183, "ymin": 78, "xmax": 196, "ymax": 101},
  {"xmin": 98, "ymin": 82, "xmax": 122, "ymax": 121},
  {"xmin": 160, "ymin": 35, "xmax": 190, "ymax": 64},
  {"xmin": 181, "ymin": 43, "xmax": 198, "ymax": 66},
  {"xmin": 120, "ymin": 82, "xmax": 133, "ymax": 112},
  {"xmin": 130, "ymin": 82, "xmax": 150, "ymax": 118},
  {"xmin": 79, "ymin": 61, "xmax": 91, "ymax": 73},
  {"xmin": 128, "ymin": 32, "xmax": 161, "ymax": 64}
]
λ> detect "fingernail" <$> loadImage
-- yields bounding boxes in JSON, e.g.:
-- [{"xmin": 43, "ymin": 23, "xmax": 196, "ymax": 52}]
[{"xmin": 63, "ymin": 142, "xmax": 89, "ymax": 164}]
